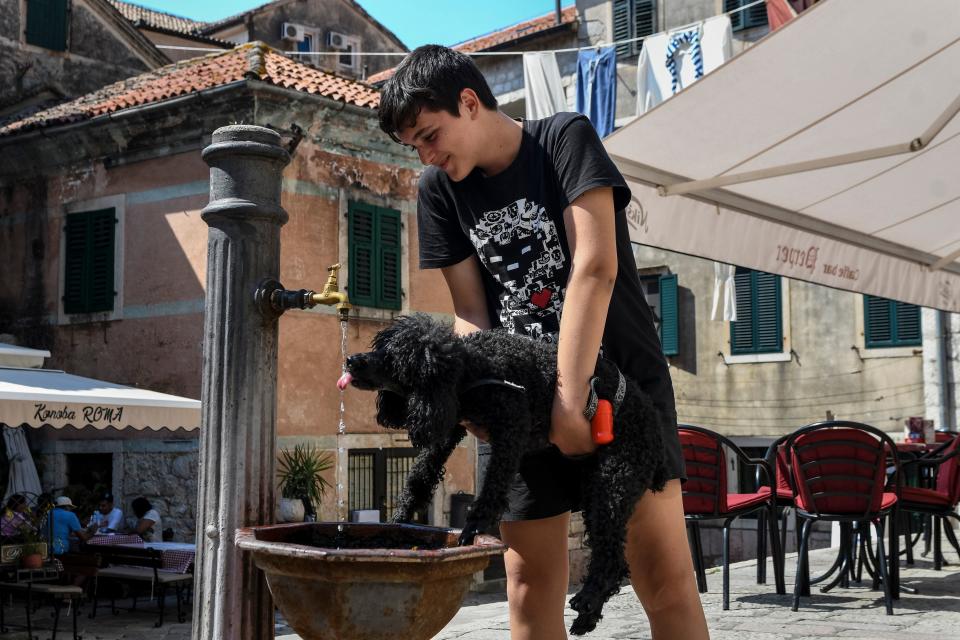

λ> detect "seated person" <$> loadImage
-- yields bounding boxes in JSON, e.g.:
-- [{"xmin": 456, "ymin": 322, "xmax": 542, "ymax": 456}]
[
  {"xmin": 87, "ymin": 493, "xmax": 123, "ymax": 532},
  {"xmin": 1, "ymin": 494, "xmax": 33, "ymax": 539},
  {"xmin": 130, "ymin": 497, "xmax": 162, "ymax": 542},
  {"xmin": 51, "ymin": 496, "xmax": 94, "ymax": 554}
]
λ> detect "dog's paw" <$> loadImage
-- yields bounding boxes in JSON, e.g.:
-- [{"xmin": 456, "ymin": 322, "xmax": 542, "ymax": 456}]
[
  {"xmin": 569, "ymin": 611, "xmax": 602, "ymax": 636},
  {"xmin": 569, "ymin": 591, "xmax": 603, "ymax": 635},
  {"xmin": 458, "ymin": 524, "xmax": 482, "ymax": 546}
]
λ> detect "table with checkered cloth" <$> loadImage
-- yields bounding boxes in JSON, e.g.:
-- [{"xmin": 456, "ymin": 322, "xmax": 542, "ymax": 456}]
[
  {"xmin": 87, "ymin": 534, "xmax": 143, "ymax": 547},
  {"xmin": 88, "ymin": 537, "xmax": 195, "ymax": 574},
  {"xmin": 116, "ymin": 542, "xmax": 195, "ymax": 574}
]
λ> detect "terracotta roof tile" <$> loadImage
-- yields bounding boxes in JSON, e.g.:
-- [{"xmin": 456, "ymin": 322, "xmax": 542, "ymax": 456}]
[
  {"xmin": 366, "ymin": 5, "xmax": 577, "ymax": 86},
  {"xmin": 0, "ymin": 43, "xmax": 379, "ymax": 137},
  {"xmin": 108, "ymin": 0, "xmax": 207, "ymax": 34},
  {"xmin": 454, "ymin": 5, "xmax": 577, "ymax": 53}
]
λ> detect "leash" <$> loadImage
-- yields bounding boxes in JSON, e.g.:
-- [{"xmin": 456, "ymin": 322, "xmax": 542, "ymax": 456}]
[{"xmin": 582, "ymin": 367, "xmax": 627, "ymax": 421}]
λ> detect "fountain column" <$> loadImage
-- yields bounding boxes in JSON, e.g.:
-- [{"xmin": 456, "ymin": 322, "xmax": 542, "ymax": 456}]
[{"xmin": 193, "ymin": 125, "xmax": 290, "ymax": 640}]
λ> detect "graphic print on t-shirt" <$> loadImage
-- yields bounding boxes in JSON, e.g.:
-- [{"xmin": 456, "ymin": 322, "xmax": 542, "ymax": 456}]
[{"xmin": 468, "ymin": 198, "xmax": 567, "ymax": 341}]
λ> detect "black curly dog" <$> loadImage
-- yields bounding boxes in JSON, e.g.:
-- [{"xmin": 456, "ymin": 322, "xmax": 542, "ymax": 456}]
[{"xmin": 343, "ymin": 314, "xmax": 668, "ymax": 635}]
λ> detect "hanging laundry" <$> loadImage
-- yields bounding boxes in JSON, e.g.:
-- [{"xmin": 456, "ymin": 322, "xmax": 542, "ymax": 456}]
[
  {"xmin": 523, "ymin": 52, "xmax": 567, "ymax": 120},
  {"xmin": 575, "ymin": 46, "xmax": 617, "ymax": 137},
  {"xmin": 665, "ymin": 29, "xmax": 704, "ymax": 95},
  {"xmin": 711, "ymin": 262, "xmax": 737, "ymax": 322},
  {"xmin": 635, "ymin": 15, "xmax": 733, "ymax": 116}
]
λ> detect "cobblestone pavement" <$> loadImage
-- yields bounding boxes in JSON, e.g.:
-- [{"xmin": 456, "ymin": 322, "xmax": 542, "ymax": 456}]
[
  {"xmin": 433, "ymin": 542, "xmax": 960, "ymax": 640},
  {"xmin": 2, "ymin": 541, "xmax": 955, "ymax": 639}
]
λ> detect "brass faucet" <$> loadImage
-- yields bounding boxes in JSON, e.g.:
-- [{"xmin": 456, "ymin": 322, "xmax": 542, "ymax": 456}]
[
  {"xmin": 255, "ymin": 263, "xmax": 352, "ymax": 321},
  {"xmin": 309, "ymin": 263, "xmax": 352, "ymax": 321}
]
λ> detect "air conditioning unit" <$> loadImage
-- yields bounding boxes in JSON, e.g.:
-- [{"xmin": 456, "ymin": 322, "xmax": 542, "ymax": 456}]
[
  {"xmin": 281, "ymin": 22, "xmax": 308, "ymax": 42},
  {"xmin": 327, "ymin": 31, "xmax": 351, "ymax": 49}
]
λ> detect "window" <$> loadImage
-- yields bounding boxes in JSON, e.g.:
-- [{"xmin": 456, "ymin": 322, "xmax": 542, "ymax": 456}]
[
  {"xmin": 730, "ymin": 268, "xmax": 782, "ymax": 354},
  {"xmin": 864, "ymin": 295, "xmax": 921, "ymax": 348},
  {"xmin": 612, "ymin": 0, "xmax": 656, "ymax": 57},
  {"xmin": 25, "ymin": 0, "xmax": 69, "ymax": 51},
  {"xmin": 640, "ymin": 273, "xmax": 679, "ymax": 356},
  {"xmin": 297, "ymin": 33, "xmax": 314, "ymax": 53},
  {"xmin": 348, "ymin": 201, "xmax": 402, "ymax": 310},
  {"xmin": 336, "ymin": 36, "xmax": 361, "ymax": 75},
  {"xmin": 348, "ymin": 448, "xmax": 427, "ymax": 523},
  {"xmin": 63, "ymin": 208, "xmax": 116, "ymax": 314},
  {"xmin": 725, "ymin": 0, "xmax": 769, "ymax": 32}
]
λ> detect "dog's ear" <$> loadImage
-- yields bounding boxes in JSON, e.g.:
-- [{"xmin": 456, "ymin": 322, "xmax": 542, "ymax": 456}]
[
  {"xmin": 406, "ymin": 387, "xmax": 460, "ymax": 448},
  {"xmin": 376, "ymin": 390, "xmax": 408, "ymax": 429}
]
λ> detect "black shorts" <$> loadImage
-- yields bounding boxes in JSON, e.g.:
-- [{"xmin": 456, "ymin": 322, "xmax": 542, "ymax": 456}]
[{"xmin": 485, "ymin": 396, "xmax": 686, "ymax": 522}]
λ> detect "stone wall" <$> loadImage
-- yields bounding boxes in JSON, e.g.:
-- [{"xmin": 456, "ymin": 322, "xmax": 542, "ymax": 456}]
[{"xmin": 31, "ymin": 429, "xmax": 199, "ymax": 542}]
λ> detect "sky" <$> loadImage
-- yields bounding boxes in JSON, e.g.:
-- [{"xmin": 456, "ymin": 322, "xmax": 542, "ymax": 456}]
[{"xmin": 133, "ymin": 1, "xmax": 570, "ymax": 49}]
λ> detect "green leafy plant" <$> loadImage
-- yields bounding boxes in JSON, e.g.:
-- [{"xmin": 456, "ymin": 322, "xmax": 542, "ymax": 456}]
[{"xmin": 277, "ymin": 445, "xmax": 333, "ymax": 506}]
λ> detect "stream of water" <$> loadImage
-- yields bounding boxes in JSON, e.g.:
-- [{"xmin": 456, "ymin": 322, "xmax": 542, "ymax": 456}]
[{"xmin": 336, "ymin": 319, "xmax": 348, "ymax": 524}]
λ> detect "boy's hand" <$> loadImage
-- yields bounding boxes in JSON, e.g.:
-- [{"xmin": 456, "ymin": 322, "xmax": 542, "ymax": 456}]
[
  {"xmin": 461, "ymin": 419, "xmax": 489, "ymax": 443},
  {"xmin": 549, "ymin": 391, "xmax": 596, "ymax": 457}
]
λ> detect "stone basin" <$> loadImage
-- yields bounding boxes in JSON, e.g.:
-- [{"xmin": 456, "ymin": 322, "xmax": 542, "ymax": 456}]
[{"xmin": 236, "ymin": 521, "xmax": 505, "ymax": 640}]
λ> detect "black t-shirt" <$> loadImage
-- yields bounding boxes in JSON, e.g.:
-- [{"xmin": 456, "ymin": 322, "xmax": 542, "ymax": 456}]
[{"xmin": 417, "ymin": 112, "xmax": 674, "ymax": 411}]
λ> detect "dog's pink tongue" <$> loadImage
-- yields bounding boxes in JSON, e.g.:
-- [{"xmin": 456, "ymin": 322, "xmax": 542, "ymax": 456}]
[{"xmin": 336, "ymin": 372, "xmax": 353, "ymax": 391}]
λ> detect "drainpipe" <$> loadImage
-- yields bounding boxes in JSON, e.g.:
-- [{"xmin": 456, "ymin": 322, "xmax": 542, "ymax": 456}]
[
  {"xmin": 193, "ymin": 125, "xmax": 290, "ymax": 640},
  {"xmin": 936, "ymin": 310, "xmax": 956, "ymax": 430}
]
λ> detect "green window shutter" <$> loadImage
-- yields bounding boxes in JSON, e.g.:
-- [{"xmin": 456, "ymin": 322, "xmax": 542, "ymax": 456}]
[
  {"xmin": 730, "ymin": 269, "xmax": 755, "ymax": 354},
  {"xmin": 754, "ymin": 272, "xmax": 782, "ymax": 352},
  {"xmin": 726, "ymin": 0, "xmax": 768, "ymax": 32},
  {"xmin": 63, "ymin": 208, "xmax": 116, "ymax": 314},
  {"xmin": 613, "ymin": 0, "xmax": 631, "ymax": 57},
  {"xmin": 894, "ymin": 301, "xmax": 921, "ymax": 345},
  {"xmin": 26, "ymin": 0, "xmax": 69, "ymax": 51},
  {"xmin": 864, "ymin": 295, "xmax": 921, "ymax": 348},
  {"xmin": 658, "ymin": 273, "xmax": 679, "ymax": 356},
  {"xmin": 349, "ymin": 202, "xmax": 403, "ymax": 310},
  {"xmin": 730, "ymin": 269, "xmax": 782, "ymax": 354},
  {"xmin": 634, "ymin": 0, "xmax": 657, "ymax": 48},
  {"xmin": 348, "ymin": 202, "xmax": 377, "ymax": 308},
  {"xmin": 62, "ymin": 213, "xmax": 87, "ymax": 314},
  {"xmin": 376, "ymin": 207, "xmax": 402, "ymax": 310}
]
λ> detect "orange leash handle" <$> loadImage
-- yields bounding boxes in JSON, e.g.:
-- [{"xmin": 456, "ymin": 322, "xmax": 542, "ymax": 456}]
[{"xmin": 591, "ymin": 399, "xmax": 614, "ymax": 445}]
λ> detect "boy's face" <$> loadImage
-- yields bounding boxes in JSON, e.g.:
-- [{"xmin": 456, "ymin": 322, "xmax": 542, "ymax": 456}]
[{"xmin": 396, "ymin": 92, "xmax": 480, "ymax": 182}]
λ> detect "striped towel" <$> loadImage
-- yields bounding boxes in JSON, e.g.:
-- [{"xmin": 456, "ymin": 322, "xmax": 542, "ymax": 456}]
[{"xmin": 665, "ymin": 29, "xmax": 704, "ymax": 94}]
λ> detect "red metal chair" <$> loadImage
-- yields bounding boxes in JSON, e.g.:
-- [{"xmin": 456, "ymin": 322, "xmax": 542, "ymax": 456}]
[
  {"xmin": 785, "ymin": 421, "xmax": 901, "ymax": 614},
  {"xmin": 755, "ymin": 434, "xmax": 794, "ymax": 586},
  {"xmin": 898, "ymin": 432, "xmax": 960, "ymax": 570},
  {"xmin": 679, "ymin": 425, "xmax": 785, "ymax": 610}
]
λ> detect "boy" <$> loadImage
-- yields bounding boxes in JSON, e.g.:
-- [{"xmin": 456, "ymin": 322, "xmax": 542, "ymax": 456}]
[{"xmin": 379, "ymin": 45, "xmax": 708, "ymax": 639}]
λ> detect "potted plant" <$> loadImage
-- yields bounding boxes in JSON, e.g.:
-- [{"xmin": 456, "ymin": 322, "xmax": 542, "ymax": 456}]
[
  {"xmin": 17, "ymin": 513, "xmax": 50, "ymax": 569},
  {"xmin": 276, "ymin": 444, "xmax": 333, "ymax": 522}
]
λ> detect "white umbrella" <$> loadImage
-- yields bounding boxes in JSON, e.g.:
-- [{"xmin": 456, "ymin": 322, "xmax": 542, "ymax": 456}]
[{"xmin": 3, "ymin": 426, "xmax": 42, "ymax": 503}]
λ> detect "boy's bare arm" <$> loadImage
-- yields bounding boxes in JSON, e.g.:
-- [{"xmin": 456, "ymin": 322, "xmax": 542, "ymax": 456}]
[
  {"xmin": 552, "ymin": 186, "xmax": 619, "ymax": 456},
  {"xmin": 441, "ymin": 255, "xmax": 492, "ymax": 441},
  {"xmin": 441, "ymin": 254, "xmax": 492, "ymax": 335}
]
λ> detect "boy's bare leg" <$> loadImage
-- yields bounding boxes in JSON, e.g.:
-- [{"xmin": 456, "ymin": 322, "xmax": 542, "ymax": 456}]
[
  {"xmin": 500, "ymin": 512, "xmax": 571, "ymax": 640},
  {"xmin": 626, "ymin": 479, "xmax": 710, "ymax": 639}
]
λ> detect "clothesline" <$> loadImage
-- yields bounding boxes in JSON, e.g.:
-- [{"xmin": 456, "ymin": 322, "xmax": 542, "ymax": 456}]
[{"xmin": 155, "ymin": 0, "xmax": 767, "ymax": 56}]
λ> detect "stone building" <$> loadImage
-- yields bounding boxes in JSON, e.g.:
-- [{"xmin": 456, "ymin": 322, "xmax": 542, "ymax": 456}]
[
  {"xmin": 0, "ymin": 40, "xmax": 477, "ymax": 538},
  {"xmin": 108, "ymin": 0, "xmax": 408, "ymax": 77}
]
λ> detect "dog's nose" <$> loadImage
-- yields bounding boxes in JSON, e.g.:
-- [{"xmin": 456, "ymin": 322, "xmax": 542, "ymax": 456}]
[{"xmin": 345, "ymin": 354, "xmax": 363, "ymax": 371}]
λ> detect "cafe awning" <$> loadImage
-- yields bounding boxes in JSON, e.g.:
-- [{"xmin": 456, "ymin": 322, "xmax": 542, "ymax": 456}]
[
  {"xmin": 604, "ymin": 0, "xmax": 960, "ymax": 312},
  {"xmin": 0, "ymin": 367, "xmax": 200, "ymax": 431}
]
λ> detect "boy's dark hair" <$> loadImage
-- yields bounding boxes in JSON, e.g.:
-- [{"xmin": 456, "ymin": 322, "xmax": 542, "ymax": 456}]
[{"xmin": 378, "ymin": 44, "xmax": 498, "ymax": 143}]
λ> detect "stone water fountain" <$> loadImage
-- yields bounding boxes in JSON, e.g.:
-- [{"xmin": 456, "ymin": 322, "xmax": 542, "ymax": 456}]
[{"xmin": 194, "ymin": 125, "xmax": 503, "ymax": 640}]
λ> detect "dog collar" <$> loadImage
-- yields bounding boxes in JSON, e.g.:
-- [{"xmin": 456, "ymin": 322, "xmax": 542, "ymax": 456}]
[
  {"xmin": 583, "ymin": 368, "xmax": 627, "ymax": 421},
  {"xmin": 461, "ymin": 378, "xmax": 526, "ymax": 394}
]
